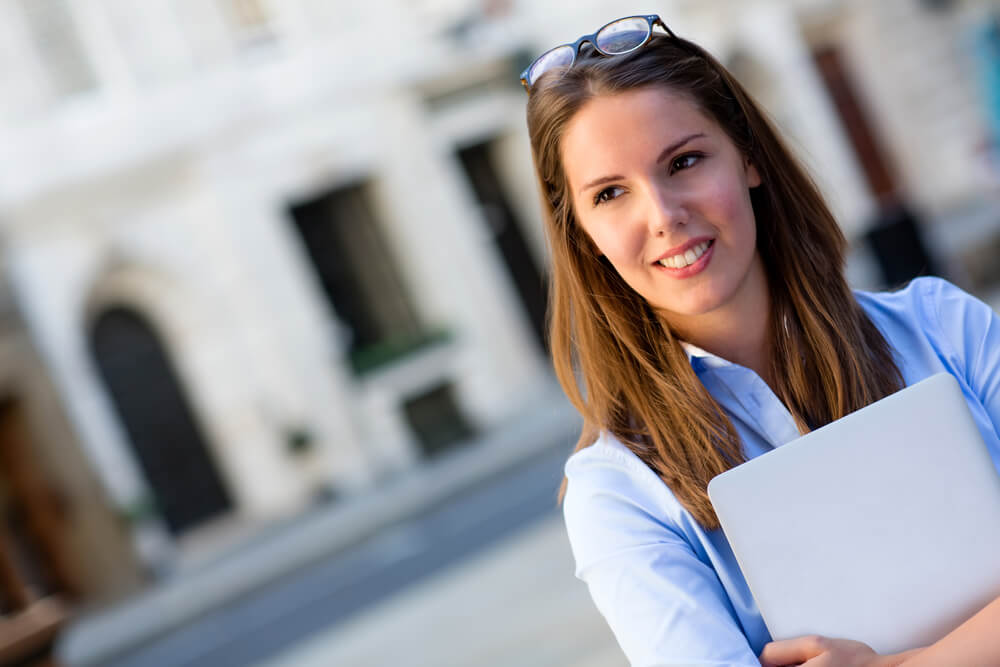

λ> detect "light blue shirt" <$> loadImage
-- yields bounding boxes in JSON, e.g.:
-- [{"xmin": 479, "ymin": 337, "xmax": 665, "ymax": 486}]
[{"xmin": 562, "ymin": 277, "xmax": 1000, "ymax": 666}]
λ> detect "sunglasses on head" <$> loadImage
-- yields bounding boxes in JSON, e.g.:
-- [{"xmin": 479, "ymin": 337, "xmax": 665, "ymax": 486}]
[{"xmin": 520, "ymin": 14, "xmax": 676, "ymax": 92}]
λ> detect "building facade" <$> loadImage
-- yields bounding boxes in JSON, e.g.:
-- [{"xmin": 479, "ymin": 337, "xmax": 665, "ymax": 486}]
[{"xmin": 0, "ymin": 2, "xmax": 996, "ymax": 634}]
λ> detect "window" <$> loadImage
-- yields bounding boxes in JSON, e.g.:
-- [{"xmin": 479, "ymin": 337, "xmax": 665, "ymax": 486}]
[
  {"xmin": 402, "ymin": 382, "xmax": 476, "ymax": 458},
  {"xmin": 290, "ymin": 182, "xmax": 441, "ymax": 374},
  {"xmin": 456, "ymin": 140, "xmax": 548, "ymax": 352}
]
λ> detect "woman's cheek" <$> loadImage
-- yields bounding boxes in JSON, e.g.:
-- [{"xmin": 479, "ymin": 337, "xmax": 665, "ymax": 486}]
[
  {"xmin": 714, "ymin": 191, "xmax": 754, "ymax": 242},
  {"xmin": 593, "ymin": 224, "xmax": 635, "ymax": 265}
]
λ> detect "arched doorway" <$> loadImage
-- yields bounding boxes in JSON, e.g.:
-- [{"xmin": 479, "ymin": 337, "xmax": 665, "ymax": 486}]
[{"xmin": 89, "ymin": 307, "xmax": 232, "ymax": 535}]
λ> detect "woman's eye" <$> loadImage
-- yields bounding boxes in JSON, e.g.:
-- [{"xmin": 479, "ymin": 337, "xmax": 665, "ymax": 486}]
[
  {"xmin": 594, "ymin": 185, "xmax": 625, "ymax": 206},
  {"xmin": 671, "ymin": 154, "xmax": 701, "ymax": 172}
]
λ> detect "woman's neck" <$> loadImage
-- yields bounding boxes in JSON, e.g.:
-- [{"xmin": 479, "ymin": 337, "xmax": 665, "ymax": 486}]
[{"xmin": 666, "ymin": 258, "xmax": 774, "ymax": 387}]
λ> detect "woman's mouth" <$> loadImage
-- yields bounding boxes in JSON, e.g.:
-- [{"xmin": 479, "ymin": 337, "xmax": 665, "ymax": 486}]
[
  {"xmin": 654, "ymin": 240, "xmax": 714, "ymax": 277},
  {"xmin": 657, "ymin": 240, "xmax": 713, "ymax": 269}
]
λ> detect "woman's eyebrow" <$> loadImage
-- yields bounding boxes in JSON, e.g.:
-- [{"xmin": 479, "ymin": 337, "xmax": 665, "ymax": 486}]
[
  {"xmin": 578, "ymin": 132, "xmax": 708, "ymax": 195},
  {"xmin": 655, "ymin": 132, "xmax": 706, "ymax": 164},
  {"xmin": 580, "ymin": 174, "xmax": 624, "ymax": 195}
]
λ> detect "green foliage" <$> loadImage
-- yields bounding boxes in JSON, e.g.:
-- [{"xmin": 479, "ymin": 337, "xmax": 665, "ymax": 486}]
[{"xmin": 349, "ymin": 328, "xmax": 453, "ymax": 375}]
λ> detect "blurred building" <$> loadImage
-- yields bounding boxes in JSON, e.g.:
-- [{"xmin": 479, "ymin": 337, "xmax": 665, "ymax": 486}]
[
  {"xmin": 0, "ymin": 0, "xmax": 997, "ymax": 663},
  {"xmin": 1, "ymin": 0, "xmax": 556, "ymax": 565},
  {"xmin": 1, "ymin": 0, "xmax": 557, "ymax": 658}
]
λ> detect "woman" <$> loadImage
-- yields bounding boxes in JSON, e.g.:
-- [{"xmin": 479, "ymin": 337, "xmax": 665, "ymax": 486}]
[{"xmin": 522, "ymin": 15, "xmax": 1000, "ymax": 666}]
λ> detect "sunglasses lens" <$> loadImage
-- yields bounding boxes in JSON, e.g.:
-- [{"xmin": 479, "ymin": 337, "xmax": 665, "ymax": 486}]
[
  {"xmin": 595, "ymin": 17, "xmax": 651, "ymax": 54},
  {"xmin": 527, "ymin": 44, "xmax": 575, "ymax": 87}
]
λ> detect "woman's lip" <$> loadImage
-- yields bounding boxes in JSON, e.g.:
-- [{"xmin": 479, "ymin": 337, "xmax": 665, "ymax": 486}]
[
  {"xmin": 653, "ymin": 240, "xmax": 714, "ymax": 278},
  {"xmin": 652, "ymin": 236, "xmax": 715, "ymax": 264}
]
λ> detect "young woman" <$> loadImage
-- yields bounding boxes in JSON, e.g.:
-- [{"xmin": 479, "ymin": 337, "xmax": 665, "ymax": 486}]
[{"xmin": 522, "ymin": 15, "xmax": 1000, "ymax": 666}]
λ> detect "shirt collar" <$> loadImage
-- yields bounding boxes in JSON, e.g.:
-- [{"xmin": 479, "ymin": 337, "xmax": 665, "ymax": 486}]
[{"xmin": 680, "ymin": 341, "xmax": 736, "ymax": 371}]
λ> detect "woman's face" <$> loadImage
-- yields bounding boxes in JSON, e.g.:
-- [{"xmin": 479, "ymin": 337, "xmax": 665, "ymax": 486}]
[{"xmin": 561, "ymin": 86, "xmax": 765, "ymax": 334}]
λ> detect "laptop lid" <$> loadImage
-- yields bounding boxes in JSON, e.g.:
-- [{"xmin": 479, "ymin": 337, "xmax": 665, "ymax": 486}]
[{"xmin": 708, "ymin": 372, "xmax": 1000, "ymax": 655}]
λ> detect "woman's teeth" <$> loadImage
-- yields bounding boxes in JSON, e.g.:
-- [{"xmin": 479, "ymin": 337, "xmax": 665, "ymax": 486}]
[{"xmin": 658, "ymin": 241, "xmax": 711, "ymax": 269}]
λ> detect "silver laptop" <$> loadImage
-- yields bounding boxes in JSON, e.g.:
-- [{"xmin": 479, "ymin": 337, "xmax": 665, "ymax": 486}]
[{"xmin": 708, "ymin": 372, "xmax": 1000, "ymax": 655}]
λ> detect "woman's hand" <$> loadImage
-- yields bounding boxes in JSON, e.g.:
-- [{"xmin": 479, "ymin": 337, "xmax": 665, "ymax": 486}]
[
  {"xmin": 759, "ymin": 635, "xmax": 908, "ymax": 667},
  {"xmin": 761, "ymin": 594, "xmax": 1000, "ymax": 666}
]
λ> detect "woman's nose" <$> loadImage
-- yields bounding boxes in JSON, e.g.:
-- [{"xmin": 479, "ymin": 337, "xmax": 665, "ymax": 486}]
[{"xmin": 643, "ymin": 187, "xmax": 684, "ymax": 236}]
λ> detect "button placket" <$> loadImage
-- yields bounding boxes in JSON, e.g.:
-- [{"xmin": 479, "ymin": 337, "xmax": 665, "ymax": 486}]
[{"xmin": 750, "ymin": 376, "xmax": 800, "ymax": 446}]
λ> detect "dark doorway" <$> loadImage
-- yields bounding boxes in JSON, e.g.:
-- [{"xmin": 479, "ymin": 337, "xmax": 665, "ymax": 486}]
[
  {"xmin": 456, "ymin": 141, "xmax": 548, "ymax": 352},
  {"xmin": 812, "ymin": 45, "xmax": 940, "ymax": 285},
  {"xmin": 863, "ymin": 202, "xmax": 941, "ymax": 287},
  {"xmin": 289, "ymin": 183, "xmax": 436, "ymax": 375},
  {"xmin": 90, "ymin": 308, "xmax": 232, "ymax": 535},
  {"xmin": 812, "ymin": 46, "xmax": 897, "ymax": 201}
]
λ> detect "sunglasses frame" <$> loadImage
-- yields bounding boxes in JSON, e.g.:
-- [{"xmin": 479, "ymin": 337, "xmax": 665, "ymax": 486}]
[{"xmin": 520, "ymin": 14, "xmax": 675, "ymax": 92}]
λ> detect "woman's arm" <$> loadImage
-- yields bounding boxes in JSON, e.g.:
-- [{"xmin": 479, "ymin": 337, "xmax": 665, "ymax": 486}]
[
  {"xmin": 564, "ymin": 447, "xmax": 764, "ymax": 666},
  {"xmin": 892, "ymin": 594, "xmax": 1000, "ymax": 666},
  {"xmin": 759, "ymin": 594, "xmax": 1000, "ymax": 666},
  {"xmin": 928, "ymin": 279, "xmax": 1000, "ymax": 434}
]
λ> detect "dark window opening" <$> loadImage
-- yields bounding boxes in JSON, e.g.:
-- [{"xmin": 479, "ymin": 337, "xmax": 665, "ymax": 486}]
[
  {"xmin": 456, "ymin": 140, "xmax": 548, "ymax": 353},
  {"xmin": 402, "ymin": 382, "xmax": 476, "ymax": 459},
  {"xmin": 289, "ymin": 183, "xmax": 442, "ymax": 375}
]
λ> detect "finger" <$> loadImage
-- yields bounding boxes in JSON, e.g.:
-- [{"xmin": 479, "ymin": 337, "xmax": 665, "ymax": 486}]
[
  {"xmin": 798, "ymin": 657, "xmax": 832, "ymax": 667},
  {"xmin": 759, "ymin": 635, "xmax": 828, "ymax": 667}
]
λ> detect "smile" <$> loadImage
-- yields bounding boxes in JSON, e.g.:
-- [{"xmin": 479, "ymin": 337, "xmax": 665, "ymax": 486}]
[{"xmin": 656, "ymin": 240, "xmax": 713, "ymax": 269}]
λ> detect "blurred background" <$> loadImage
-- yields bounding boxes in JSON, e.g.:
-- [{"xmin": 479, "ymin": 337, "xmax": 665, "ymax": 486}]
[{"xmin": 0, "ymin": 0, "xmax": 998, "ymax": 665}]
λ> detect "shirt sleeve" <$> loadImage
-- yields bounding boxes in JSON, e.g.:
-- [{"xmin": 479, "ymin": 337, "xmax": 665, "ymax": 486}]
[
  {"xmin": 924, "ymin": 278, "xmax": 1000, "ymax": 437},
  {"xmin": 563, "ymin": 447, "xmax": 761, "ymax": 667}
]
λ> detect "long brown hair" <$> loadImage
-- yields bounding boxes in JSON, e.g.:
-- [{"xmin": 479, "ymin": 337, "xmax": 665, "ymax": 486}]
[{"xmin": 527, "ymin": 34, "xmax": 903, "ymax": 529}]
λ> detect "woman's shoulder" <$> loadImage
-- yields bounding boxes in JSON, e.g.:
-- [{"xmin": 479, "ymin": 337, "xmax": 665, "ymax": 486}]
[
  {"xmin": 852, "ymin": 276, "xmax": 987, "ymax": 332},
  {"xmin": 563, "ymin": 431, "xmax": 687, "ymax": 526},
  {"xmin": 853, "ymin": 277, "xmax": 1000, "ymax": 380},
  {"xmin": 564, "ymin": 430, "xmax": 661, "ymax": 489},
  {"xmin": 853, "ymin": 275, "xmax": 954, "ymax": 312},
  {"xmin": 562, "ymin": 431, "xmax": 693, "ymax": 569}
]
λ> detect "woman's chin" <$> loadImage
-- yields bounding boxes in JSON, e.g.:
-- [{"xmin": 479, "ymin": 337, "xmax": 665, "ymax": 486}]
[{"xmin": 654, "ymin": 291, "xmax": 730, "ymax": 321}]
